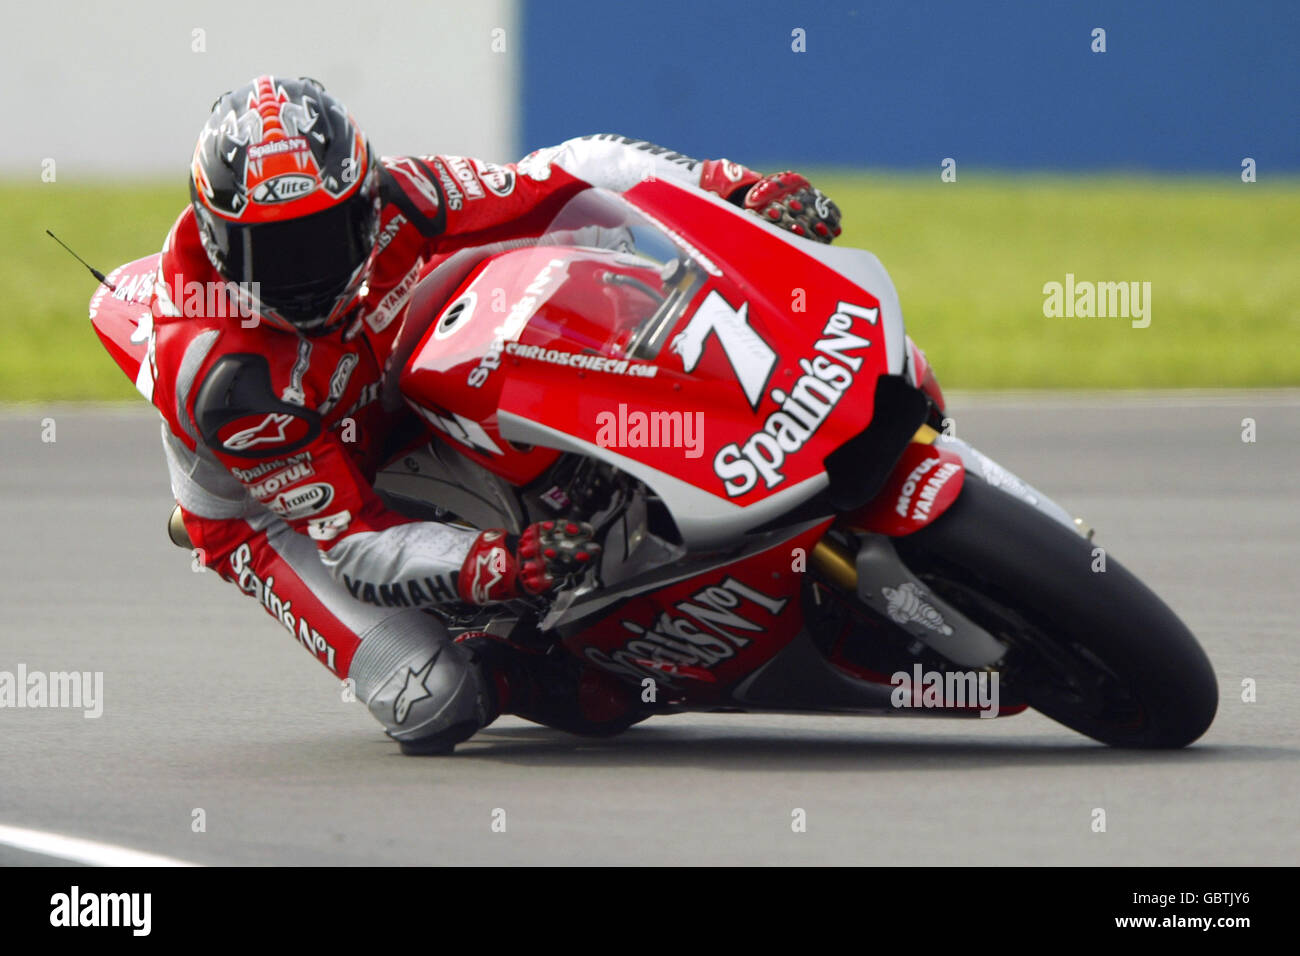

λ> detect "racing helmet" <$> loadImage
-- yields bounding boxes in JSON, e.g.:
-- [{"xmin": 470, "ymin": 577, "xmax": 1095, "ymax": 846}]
[{"xmin": 189, "ymin": 75, "xmax": 380, "ymax": 335}]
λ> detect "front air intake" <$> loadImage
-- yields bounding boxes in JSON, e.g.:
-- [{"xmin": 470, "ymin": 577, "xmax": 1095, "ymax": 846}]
[{"xmin": 823, "ymin": 374, "xmax": 929, "ymax": 511}]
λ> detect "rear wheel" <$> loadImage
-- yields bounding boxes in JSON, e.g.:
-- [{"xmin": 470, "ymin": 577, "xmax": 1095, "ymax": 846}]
[{"xmin": 892, "ymin": 475, "xmax": 1218, "ymax": 747}]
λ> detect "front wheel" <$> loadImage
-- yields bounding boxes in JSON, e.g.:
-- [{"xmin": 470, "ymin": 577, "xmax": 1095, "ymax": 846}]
[{"xmin": 892, "ymin": 475, "xmax": 1218, "ymax": 748}]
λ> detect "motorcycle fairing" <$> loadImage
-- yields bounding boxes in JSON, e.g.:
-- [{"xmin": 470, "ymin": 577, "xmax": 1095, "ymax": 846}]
[
  {"xmin": 567, "ymin": 520, "xmax": 830, "ymax": 700},
  {"xmin": 401, "ymin": 185, "xmax": 903, "ymax": 514},
  {"xmin": 88, "ymin": 255, "xmax": 158, "ymax": 397}
]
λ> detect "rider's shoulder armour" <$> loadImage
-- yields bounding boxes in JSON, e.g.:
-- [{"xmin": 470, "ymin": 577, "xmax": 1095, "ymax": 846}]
[
  {"xmin": 378, "ymin": 156, "xmax": 448, "ymax": 238},
  {"xmin": 193, "ymin": 353, "xmax": 322, "ymax": 459}
]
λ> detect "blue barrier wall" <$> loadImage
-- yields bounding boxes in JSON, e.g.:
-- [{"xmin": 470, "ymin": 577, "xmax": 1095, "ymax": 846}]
[{"xmin": 520, "ymin": 0, "xmax": 1298, "ymax": 171}]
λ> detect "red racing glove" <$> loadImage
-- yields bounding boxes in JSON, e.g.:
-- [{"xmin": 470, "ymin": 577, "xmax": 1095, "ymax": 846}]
[
  {"xmin": 457, "ymin": 522, "xmax": 601, "ymax": 605},
  {"xmin": 743, "ymin": 171, "xmax": 842, "ymax": 243}
]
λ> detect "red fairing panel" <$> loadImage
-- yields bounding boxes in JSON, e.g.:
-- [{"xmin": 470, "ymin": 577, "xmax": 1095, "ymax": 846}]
[
  {"xmin": 848, "ymin": 442, "xmax": 965, "ymax": 536},
  {"xmin": 399, "ymin": 247, "xmax": 573, "ymax": 485},
  {"xmin": 88, "ymin": 255, "xmax": 158, "ymax": 394},
  {"xmin": 906, "ymin": 335, "xmax": 946, "ymax": 412},
  {"xmin": 571, "ymin": 181, "xmax": 892, "ymax": 504},
  {"xmin": 568, "ymin": 522, "xmax": 830, "ymax": 699},
  {"xmin": 403, "ymin": 182, "xmax": 894, "ymax": 504}
]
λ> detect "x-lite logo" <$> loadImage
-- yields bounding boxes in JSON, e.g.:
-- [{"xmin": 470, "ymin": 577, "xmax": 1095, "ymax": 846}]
[{"xmin": 253, "ymin": 174, "xmax": 315, "ymax": 203}]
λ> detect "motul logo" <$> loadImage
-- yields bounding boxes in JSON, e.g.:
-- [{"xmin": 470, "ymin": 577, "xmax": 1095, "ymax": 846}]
[
  {"xmin": 249, "ymin": 460, "xmax": 314, "ymax": 498},
  {"xmin": 895, "ymin": 460, "xmax": 961, "ymax": 521}
]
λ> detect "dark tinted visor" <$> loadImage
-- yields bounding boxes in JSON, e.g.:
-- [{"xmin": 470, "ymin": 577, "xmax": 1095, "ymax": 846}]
[{"xmin": 220, "ymin": 192, "xmax": 378, "ymax": 320}]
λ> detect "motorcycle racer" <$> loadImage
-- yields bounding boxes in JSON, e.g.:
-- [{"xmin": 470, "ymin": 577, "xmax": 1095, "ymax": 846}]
[{"xmin": 152, "ymin": 74, "xmax": 844, "ymax": 754}]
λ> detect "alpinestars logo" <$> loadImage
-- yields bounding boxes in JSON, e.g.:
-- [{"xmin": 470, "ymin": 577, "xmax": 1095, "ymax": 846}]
[
  {"xmin": 384, "ymin": 158, "xmax": 442, "ymax": 217},
  {"xmin": 713, "ymin": 301, "xmax": 879, "ymax": 496},
  {"xmin": 468, "ymin": 533, "xmax": 510, "ymax": 603},
  {"xmin": 224, "ymin": 412, "xmax": 296, "ymax": 450},
  {"xmin": 394, "ymin": 652, "xmax": 439, "ymax": 724}
]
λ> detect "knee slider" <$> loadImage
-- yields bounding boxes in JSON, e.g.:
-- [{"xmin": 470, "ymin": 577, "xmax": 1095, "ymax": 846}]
[{"xmin": 349, "ymin": 612, "xmax": 494, "ymax": 743}]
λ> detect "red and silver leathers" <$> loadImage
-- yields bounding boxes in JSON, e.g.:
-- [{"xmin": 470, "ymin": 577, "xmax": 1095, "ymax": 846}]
[{"xmin": 149, "ymin": 135, "xmax": 761, "ymax": 742}]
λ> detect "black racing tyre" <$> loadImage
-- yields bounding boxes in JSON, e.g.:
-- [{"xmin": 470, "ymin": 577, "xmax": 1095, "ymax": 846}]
[{"xmin": 892, "ymin": 473, "xmax": 1218, "ymax": 748}]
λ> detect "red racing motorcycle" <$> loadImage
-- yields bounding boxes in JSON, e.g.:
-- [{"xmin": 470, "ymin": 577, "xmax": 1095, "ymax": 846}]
[{"xmin": 93, "ymin": 180, "xmax": 1218, "ymax": 748}]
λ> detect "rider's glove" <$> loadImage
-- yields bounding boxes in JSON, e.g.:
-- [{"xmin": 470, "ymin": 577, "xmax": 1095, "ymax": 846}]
[
  {"xmin": 457, "ymin": 522, "xmax": 601, "ymax": 604},
  {"xmin": 743, "ymin": 171, "xmax": 842, "ymax": 243}
]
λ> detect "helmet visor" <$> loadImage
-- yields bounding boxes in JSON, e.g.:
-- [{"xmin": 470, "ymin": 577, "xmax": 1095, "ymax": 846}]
[{"xmin": 219, "ymin": 190, "xmax": 379, "ymax": 328}]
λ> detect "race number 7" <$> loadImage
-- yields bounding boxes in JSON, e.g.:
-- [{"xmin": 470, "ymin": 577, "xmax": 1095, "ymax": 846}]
[{"xmin": 670, "ymin": 291, "xmax": 777, "ymax": 410}]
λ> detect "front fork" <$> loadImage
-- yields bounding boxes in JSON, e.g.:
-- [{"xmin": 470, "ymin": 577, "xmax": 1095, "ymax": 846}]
[
  {"xmin": 811, "ymin": 534, "xmax": 1007, "ymax": 667},
  {"xmin": 810, "ymin": 422, "xmax": 1090, "ymax": 669}
]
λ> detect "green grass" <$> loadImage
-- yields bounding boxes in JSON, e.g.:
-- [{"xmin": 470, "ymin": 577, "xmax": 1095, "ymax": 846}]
[
  {"xmin": 2, "ymin": 174, "xmax": 1298, "ymax": 400},
  {"xmin": 3, "ymin": 181, "xmax": 189, "ymax": 401},
  {"xmin": 815, "ymin": 171, "xmax": 1300, "ymax": 389}
]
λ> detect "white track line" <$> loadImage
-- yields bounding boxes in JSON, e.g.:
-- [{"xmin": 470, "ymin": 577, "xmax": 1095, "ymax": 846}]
[{"xmin": 0, "ymin": 824, "xmax": 198, "ymax": 867}]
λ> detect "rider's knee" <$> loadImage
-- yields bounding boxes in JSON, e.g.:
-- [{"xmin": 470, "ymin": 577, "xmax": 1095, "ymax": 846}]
[{"xmin": 349, "ymin": 611, "xmax": 495, "ymax": 751}]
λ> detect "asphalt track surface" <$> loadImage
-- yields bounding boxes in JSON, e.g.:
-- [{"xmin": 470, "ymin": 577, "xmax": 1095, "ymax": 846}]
[{"xmin": 1, "ymin": 393, "xmax": 1296, "ymax": 866}]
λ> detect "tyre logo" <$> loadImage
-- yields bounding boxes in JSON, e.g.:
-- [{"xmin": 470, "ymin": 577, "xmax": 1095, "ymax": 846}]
[{"xmin": 882, "ymin": 582, "xmax": 954, "ymax": 636}]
